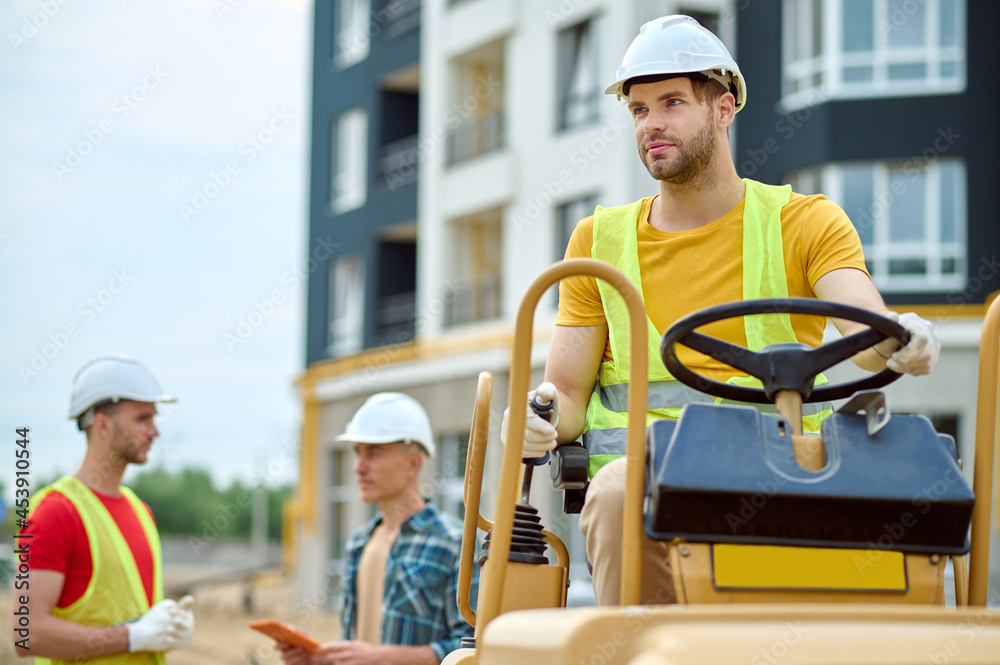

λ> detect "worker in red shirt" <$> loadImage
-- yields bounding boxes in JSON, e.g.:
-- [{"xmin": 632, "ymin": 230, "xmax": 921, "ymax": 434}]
[{"xmin": 12, "ymin": 355, "xmax": 194, "ymax": 664}]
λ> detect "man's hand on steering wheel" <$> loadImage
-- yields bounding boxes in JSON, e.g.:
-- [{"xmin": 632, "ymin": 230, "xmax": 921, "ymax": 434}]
[{"xmin": 872, "ymin": 312, "xmax": 940, "ymax": 376}]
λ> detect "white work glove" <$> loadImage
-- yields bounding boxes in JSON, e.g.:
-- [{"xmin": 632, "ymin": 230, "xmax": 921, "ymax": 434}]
[
  {"xmin": 500, "ymin": 382, "xmax": 560, "ymax": 459},
  {"xmin": 126, "ymin": 595, "xmax": 195, "ymax": 653},
  {"xmin": 172, "ymin": 595, "xmax": 195, "ymax": 650},
  {"xmin": 874, "ymin": 312, "xmax": 940, "ymax": 376}
]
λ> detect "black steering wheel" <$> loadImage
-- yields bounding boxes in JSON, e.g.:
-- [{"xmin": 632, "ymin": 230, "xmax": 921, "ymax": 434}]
[{"xmin": 659, "ymin": 299, "xmax": 911, "ymax": 404}]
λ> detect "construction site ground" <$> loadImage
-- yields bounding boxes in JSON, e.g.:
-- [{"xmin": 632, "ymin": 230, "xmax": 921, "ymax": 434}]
[{"xmin": 0, "ymin": 569, "xmax": 340, "ymax": 665}]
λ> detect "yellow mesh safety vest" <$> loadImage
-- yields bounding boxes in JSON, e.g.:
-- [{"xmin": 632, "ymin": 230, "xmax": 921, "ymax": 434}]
[
  {"xmin": 585, "ymin": 179, "xmax": 832, "ymax": 477},
  {"xmin": 28, "ymin": 476, "xmax": 165, "ymax": 665}
]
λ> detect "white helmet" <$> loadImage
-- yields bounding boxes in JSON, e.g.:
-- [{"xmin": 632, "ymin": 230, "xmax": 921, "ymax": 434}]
[
  {"xmin": 605, "ymin": 15, "xmax": 747, "ymax": 112},
  {"xmin": 69, "ymin": 355, "xmax": 176, "ymax": 427},
  {"xmin": 336, "ymin": 392, "xmax": 436, "ymax": 457}
]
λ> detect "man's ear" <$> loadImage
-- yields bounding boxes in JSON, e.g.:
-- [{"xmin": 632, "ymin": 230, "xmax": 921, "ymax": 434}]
[
  {"xmin": 92, "ymin": 410, "xmax": 115, "ymax": 439},
  {"xmin": 716, "ymin": 92, "xmax": 737, "ymax": 129},
  {"xmin": 408, "ymin": 448, "xmax": 425, "ymax": 476}
]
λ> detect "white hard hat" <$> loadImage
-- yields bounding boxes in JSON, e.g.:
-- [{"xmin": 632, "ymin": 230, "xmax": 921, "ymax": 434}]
[
  {"xmin": 69, "ymin": 355, "xmax": 176, "ymax": 420},
  {"xmin": 606, "ymin": 15, "xmax": 747, "ymax": 112},
  {"xmin": 336, "ymin": 392, "xmax": 436, "ymax": 457}
]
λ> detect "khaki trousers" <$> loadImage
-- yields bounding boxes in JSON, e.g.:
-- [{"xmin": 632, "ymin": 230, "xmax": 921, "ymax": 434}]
[{"xmin": 579, "ymin": 457, "xmax": 677, "ymax": 606}]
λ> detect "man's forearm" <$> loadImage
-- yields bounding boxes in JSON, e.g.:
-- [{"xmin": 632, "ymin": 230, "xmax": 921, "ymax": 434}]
[
  {"xmin": 555, "ymin": 391, "xmax": 589, "ymax": 444},
  {"xmin": 14, "ymin": 614, "xmax": 129, "ymax": 659}
]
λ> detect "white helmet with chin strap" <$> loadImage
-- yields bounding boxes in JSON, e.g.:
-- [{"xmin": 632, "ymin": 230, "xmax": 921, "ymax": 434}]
[
  {"xmin": 336, "ymin": 392, "xmax": 436, "ymax": 457},
  {"xmin": 69, "ymin": 355, "xmax": 176, "ymax": 430},
  {"xmin": 605, "ymin": 14, "xmax": 747, "ymax": 112}
]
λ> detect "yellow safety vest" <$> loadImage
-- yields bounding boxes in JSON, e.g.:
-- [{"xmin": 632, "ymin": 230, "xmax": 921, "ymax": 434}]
[
  {"xmin": 585, "ymin": 179, "xmax": 832, "ymax": 477},
  {"xmin": 28, "ymin": 476, "xmax": 165, "ymax": 665}
]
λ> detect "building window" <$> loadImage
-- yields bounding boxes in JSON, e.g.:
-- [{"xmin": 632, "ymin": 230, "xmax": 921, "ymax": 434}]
[
  {"xmin": 782, "ymin": 0, "xmax": 965, "ymax": 110},
  {"xmin": 557, "ymin": 19, "xmax": 600, "ymax": 131},
  {"xmin": 444, "ymin": 210, "xmax": 502, "ymax": 327},
  {"xmin": 787, "ymin": 159, "xmax": 967, "ymax": 292},
  {"xmin": 446, "ymin": 40, "xmax": 505, "ymax": 165},
  {"xmin": 329, "ymin": 255, "xmax": 365, "ymax": 357},
  {"xmin": 556, "ymin": 194, "xmax": 598, "ymax": 260},
  {"xmin": 327, "ymin": 447, "xmax": 352, "ymax": 610},
  {"xmin": 431, "ymin": 433, "xmax": 469, "ymax": 519},
  {"xmin": 335, "ymin": 0, "xmax": 371, "ymax": 70},
  {"xmin": 331, "ymin": 108, "xmax": 368, "ymax": 214}
]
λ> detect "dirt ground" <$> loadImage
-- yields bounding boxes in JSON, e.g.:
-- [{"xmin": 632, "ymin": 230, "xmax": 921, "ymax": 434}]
[{"xmin": 0, "ymin": 571, "xmax": 340, "ymax": 665}]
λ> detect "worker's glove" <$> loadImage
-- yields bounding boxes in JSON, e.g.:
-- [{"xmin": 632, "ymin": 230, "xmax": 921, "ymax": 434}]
[
  {"xmin": 172, "ymin": 595, "xmax": 195, "ymax": 650},
  {"xmin": 126, "ymin": 597, "xmax": 193, "ymax": 653},
  {"xmin": 500, "ymin": 382, "xmax": 560, "ymax": 459},
  {"xmin": 874, "ymin": 312, "xmax": 940, "ymax": 376}
]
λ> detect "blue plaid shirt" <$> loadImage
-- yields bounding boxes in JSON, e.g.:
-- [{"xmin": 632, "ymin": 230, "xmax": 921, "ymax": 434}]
[{"xmin": 341, "ymin": 499, "xmax": 477, "ymax": 662}]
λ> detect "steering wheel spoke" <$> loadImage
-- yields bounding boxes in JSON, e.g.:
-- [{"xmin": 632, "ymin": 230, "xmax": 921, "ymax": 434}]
[
  {"xmin": 799, "ymin": 327, "xmax": 891, "ymax": 375},
  {"xmin": 679, "ymin": 331, "xmax": 768, "ymax": 377}
]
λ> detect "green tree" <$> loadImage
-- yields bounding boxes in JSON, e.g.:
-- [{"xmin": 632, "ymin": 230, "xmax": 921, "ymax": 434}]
[{"xmin": 128, "ymin": 466, "xmax": 291, "ymax": 541}]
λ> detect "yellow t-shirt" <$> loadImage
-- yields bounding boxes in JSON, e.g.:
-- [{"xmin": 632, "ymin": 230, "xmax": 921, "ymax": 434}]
[{"xmin": 557, "ymin": 192, "xmax": 870, "ymax": 381}]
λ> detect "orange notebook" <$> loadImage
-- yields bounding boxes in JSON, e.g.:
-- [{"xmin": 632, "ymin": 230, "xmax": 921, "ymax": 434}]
[{"xmin": 247, "ymin": 619, "xmax": 320, "ymax": 653}]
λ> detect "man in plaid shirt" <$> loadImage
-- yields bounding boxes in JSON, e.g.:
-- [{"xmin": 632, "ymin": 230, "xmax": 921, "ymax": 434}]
[{"xmin": 280, "ymin": 393, "xmax": 476, "ymax": 664}]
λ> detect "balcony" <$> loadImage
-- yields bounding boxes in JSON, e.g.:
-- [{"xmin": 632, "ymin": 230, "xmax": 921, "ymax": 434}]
[
  {"xmin": 446, "ymin": 111, "xmax": 504, "ymax": 165},
  {"xmin": 380, "ymin": 134, "xmax": 419, "ymax": 191},
  {"xmin": 444, "ymin": 275, "xmax": 501, "ymax": 327},
  {"xmin": 376, "ymin": 290, "xmax": 416, "ymax": 346},
  {"xmin": 375, "ymin": 0, "xmax": 420, "ymax": 42}
]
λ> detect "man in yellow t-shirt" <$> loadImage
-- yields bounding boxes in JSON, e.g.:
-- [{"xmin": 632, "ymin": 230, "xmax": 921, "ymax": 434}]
[{"xmin": 501, "ymin": 15, "xmax": 941, "ymax": 607}]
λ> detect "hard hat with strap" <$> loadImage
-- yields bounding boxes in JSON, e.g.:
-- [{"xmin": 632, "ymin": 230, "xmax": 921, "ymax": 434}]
[
  {"xmin": 605, "ymin": 14, "xmax": 747, "ymax": 112},
  {"xmin": 583, "ymin": 180, "xmax": 832, "ymax": 478}
]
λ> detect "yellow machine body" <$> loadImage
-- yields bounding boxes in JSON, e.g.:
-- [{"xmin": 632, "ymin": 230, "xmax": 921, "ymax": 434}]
[{"xmin": 444, "ymin": 259, "xmax": 1000, "ymax": 665}]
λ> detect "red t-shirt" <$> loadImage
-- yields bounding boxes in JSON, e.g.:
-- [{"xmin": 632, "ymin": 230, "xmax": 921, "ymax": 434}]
[{"xmin": 22, "ymin": 487, "xmax": 156, "ymax": 608}]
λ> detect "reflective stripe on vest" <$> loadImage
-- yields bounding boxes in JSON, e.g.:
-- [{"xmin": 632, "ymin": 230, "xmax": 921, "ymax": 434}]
[
  {"xmin": 28, "ymin": 476, "xmax": 164, "ymax": 665},
  {"xmin": 584, "ymin": 179, "xmax": 832, "ymax": 477}
]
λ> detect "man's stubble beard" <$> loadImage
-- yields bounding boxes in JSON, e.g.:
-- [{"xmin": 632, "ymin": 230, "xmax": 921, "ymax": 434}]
[{"xmin": 641, "ymin": 109, "xmax": 717, "ymax": 186}]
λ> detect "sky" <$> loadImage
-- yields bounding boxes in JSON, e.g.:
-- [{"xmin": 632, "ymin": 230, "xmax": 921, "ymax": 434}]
[{"xmin": 0, "ymin": 0, "xmax": 313, "ymax": 499}]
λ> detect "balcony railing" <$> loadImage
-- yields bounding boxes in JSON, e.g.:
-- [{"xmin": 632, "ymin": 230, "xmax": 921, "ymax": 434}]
[
  {"xmin": 446, "ymin": 110, "xmax": 504, "ymax": 165},
  {"xmin": 375, "ymin": 0, "xmax": 420, "ymax": 41},
  {"xmin": 444, "ymin": 275, "xmax": 501, "ymax": 327},
  {"xmin": 376, "ymin": 291, "xmax": 416, "ymax": 345},
  {"xmin": 380, "ymin": 135, "xmax": 419, "ymax": 191}
]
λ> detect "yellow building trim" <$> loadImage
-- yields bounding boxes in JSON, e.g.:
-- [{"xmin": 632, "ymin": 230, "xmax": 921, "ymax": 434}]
[
  {"xmin": 297, "ymin": 326, "xmax": 556, "ymax": 388},
  {"xmin": 300, "ymin": 384, "xmax": 319, "ymax": 535},
  {"xmin": 282, "ymin": 498, "xmax": 298, "ymax": 575},
  {"xmin": 897, "ymin": 302, "xmax": 989, "ymax": 320}
]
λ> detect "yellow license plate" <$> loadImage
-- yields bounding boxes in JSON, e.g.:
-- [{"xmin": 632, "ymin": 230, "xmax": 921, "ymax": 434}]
[{"xmin": 712, "ymin": 543, "xmax": 908, "ymax": 591}]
